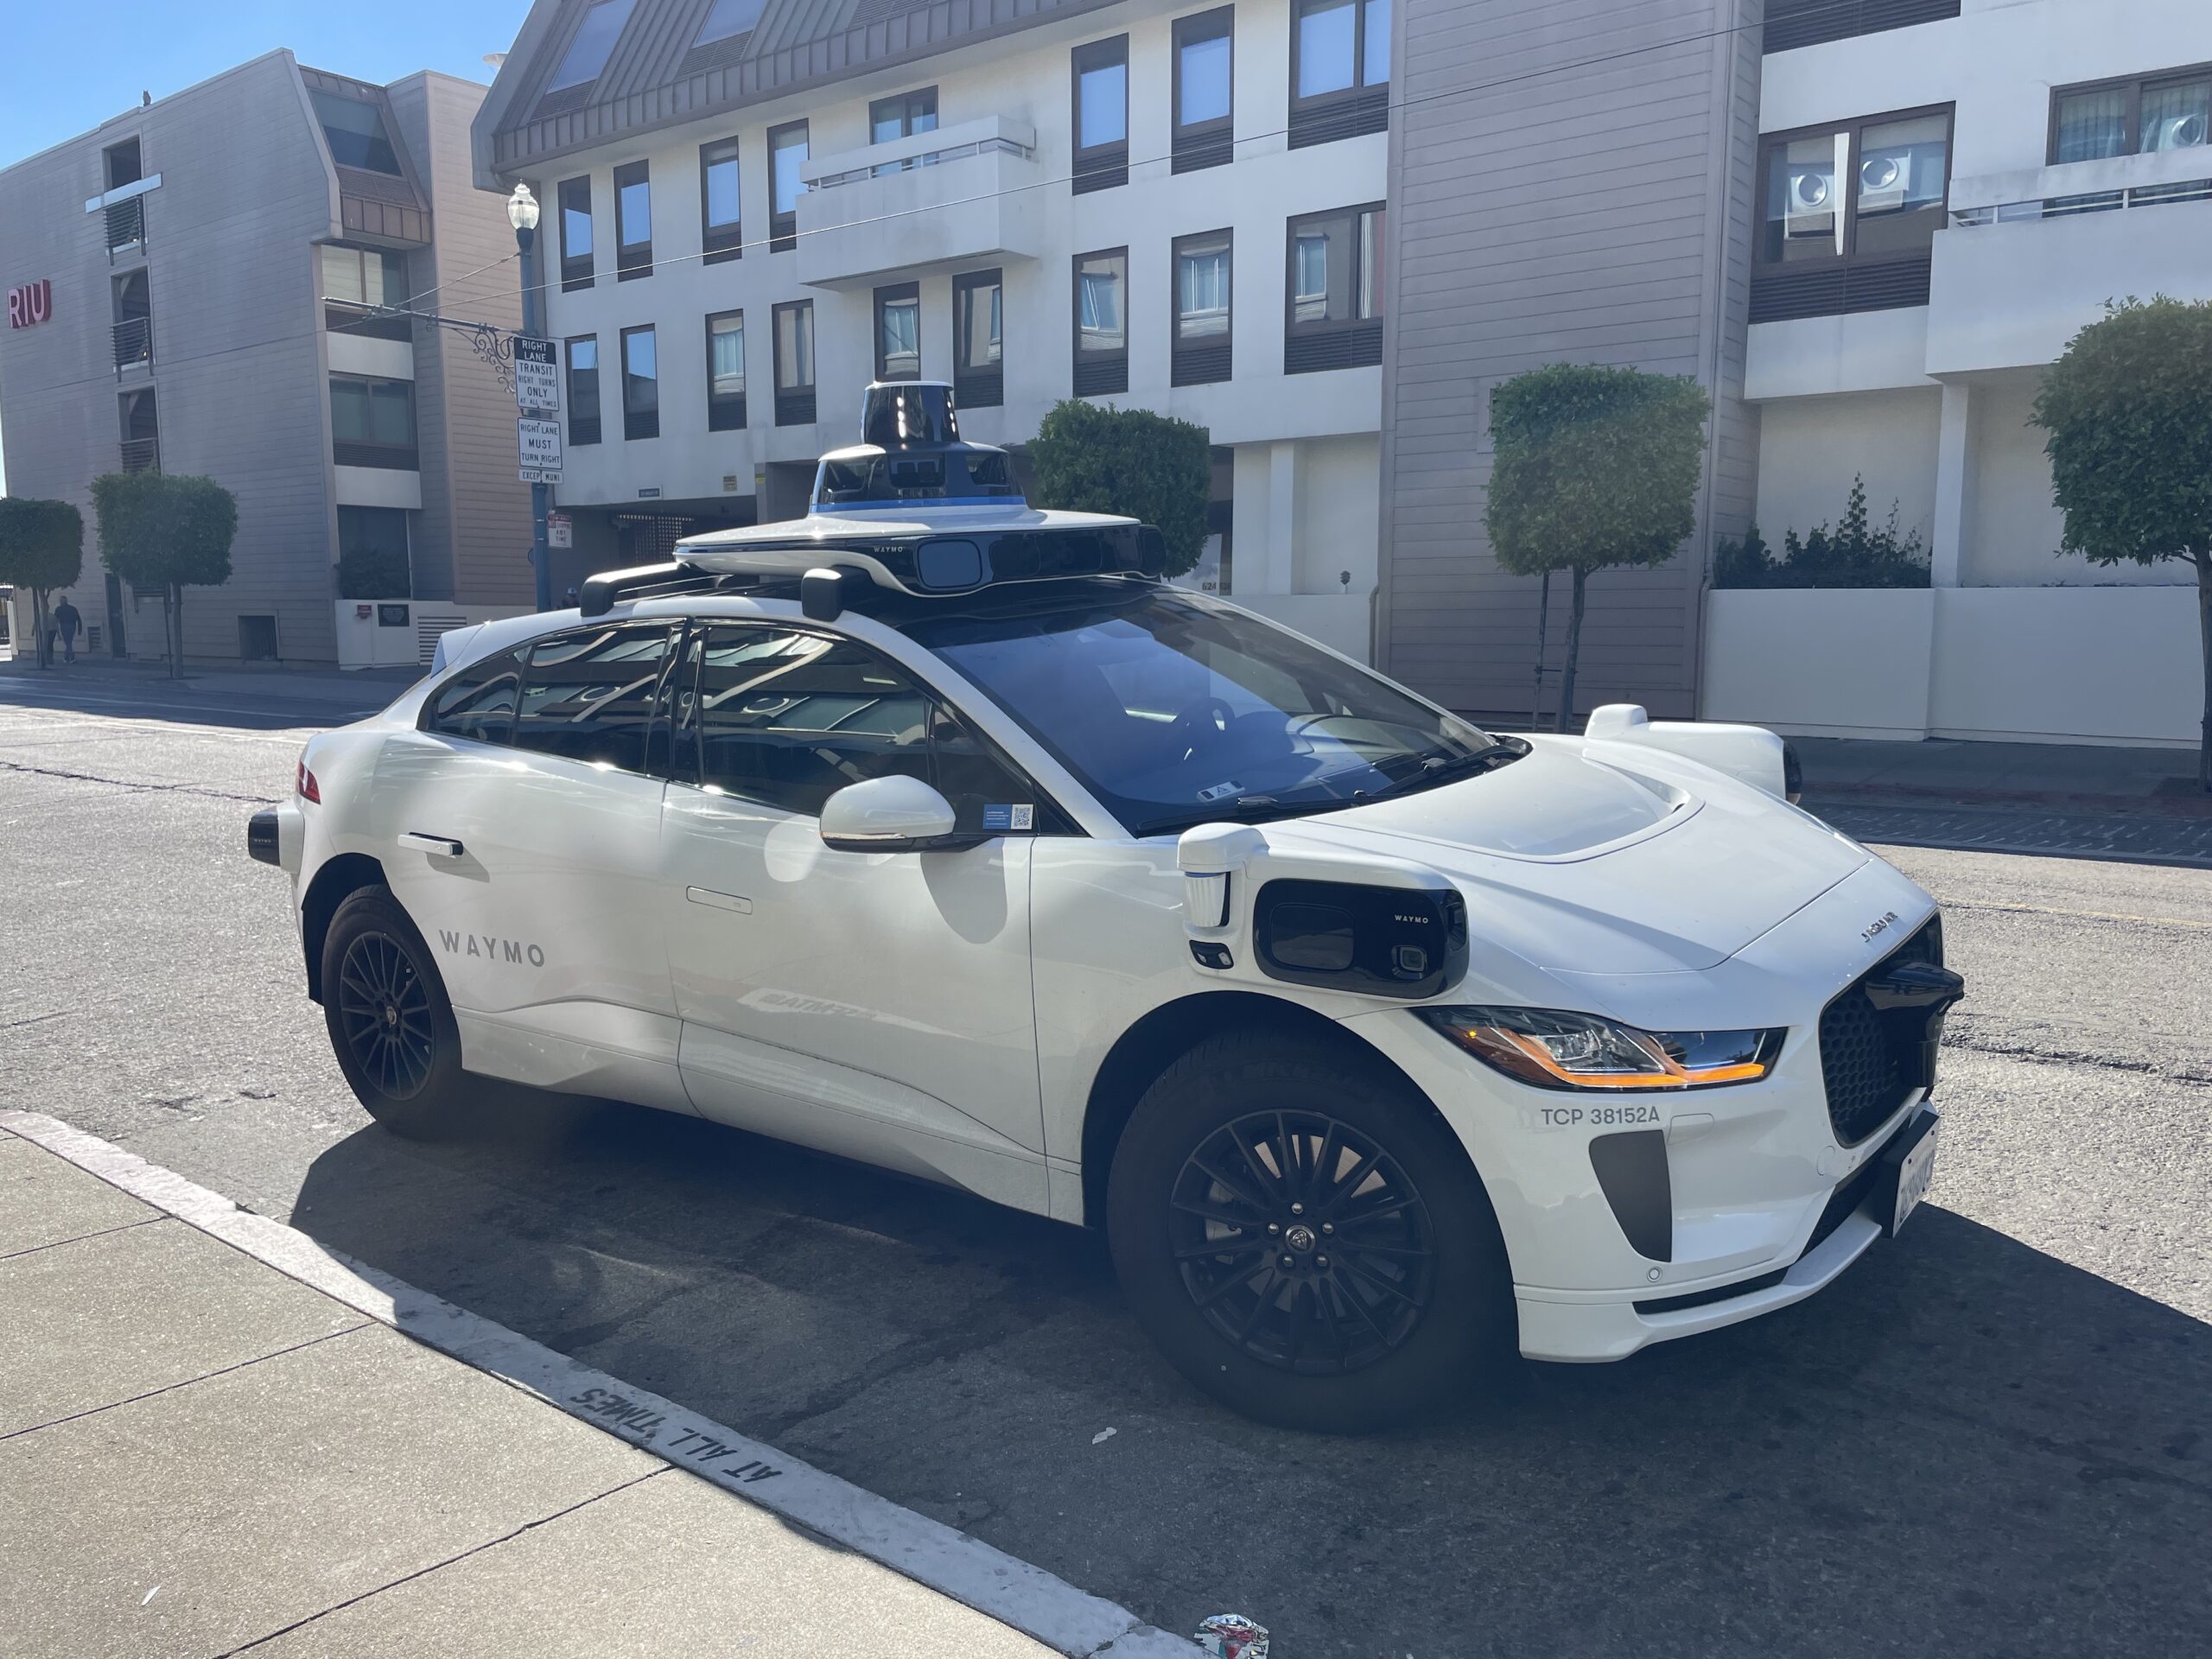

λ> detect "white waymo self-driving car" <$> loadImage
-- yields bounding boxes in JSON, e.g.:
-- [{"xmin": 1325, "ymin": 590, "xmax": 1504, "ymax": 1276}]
[{"xmin": 250, "ymin": 383, "xmax": 1961, "ymax": 1430}]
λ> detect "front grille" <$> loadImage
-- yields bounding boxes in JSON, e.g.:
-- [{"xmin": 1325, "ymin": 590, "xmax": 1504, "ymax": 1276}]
[{"xmin": 1818, "ymin": 916, "xmax": 1943, "ymax": 1145}]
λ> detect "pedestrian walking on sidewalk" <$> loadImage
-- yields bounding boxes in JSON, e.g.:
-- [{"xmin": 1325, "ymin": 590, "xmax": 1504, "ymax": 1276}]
[{"xmin": 53, "ymin": 596, "xmax": 80, "ymax": 664}]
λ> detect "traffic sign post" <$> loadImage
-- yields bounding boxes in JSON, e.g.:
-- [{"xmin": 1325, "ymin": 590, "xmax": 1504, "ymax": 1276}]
[
  {"xmin": 512, "ymin": 335, "xmax": 559, "ymax": 414},
  {"xmin": 518, "ymin": 416, "xmax": 563, "ymax": 485}
]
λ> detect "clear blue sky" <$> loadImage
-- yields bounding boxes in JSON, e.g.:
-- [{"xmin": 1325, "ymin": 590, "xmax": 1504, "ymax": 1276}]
[{"xmin": 0, "ymin": 1, "xmax": 533, "ymax": 491}]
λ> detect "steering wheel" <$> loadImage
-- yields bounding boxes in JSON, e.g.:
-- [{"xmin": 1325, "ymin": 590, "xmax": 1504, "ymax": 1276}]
[{"xmin": 1168, "ymin": 696, "xmax": 1236, "ymax": 762}]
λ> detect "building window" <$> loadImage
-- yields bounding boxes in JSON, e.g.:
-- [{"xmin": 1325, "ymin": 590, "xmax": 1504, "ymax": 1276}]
[
  {"xmin": 696, "ymin": 0, "xmax": 764, "ymax": 45},
  {"xmin": 104, "ymin": 138, "xmax": 142, "ymax": 191},
  {"xmin": 337, "ymin": 505, "xmax": 413, "ymax": 600},
  {"xmin": 700, "ymin": 139, "xmax": 741, "ymax": 264},
  {"xmin": 310, "ymin": 91, "xmax": 403, "ymax": 175},
  {"xmin": 330, "ymin": 375, "xmax": 418, "ymax": 469},
  {"xmin": 239, "ymin": 615, "xmax": 281, "ymax": 661},
  {"xmin": 102, "ymin": 140, "xmax": 146, "ymax": 252},
  {"xmin": 1765, "ymin": 0, "xmax": 1959, "ymax": 55},
  {"xmin": 2051, "ymin": 67, "xmax": 2212, "ymax": 163},
  {"xmin": 321, "ymin": 244, "xmax": 410, "ymax": 337},
  {"xmin": 547, "ymin": 0, "xmax": 636, "ymax": 93},
  {"xmin": 1173, "ymin": 231, "xmax": 1232, "ymax": 385},
  {"xmin": 1073, "ymin": 248, "xmax": 1128, "ymax": 396},
  {"xmin": 1291, "ymin": 0, "xmax": 1389, "ymax": 149},
  {"xmin": 774, "ymin": 300, "xmax": 816, "ymax": 425},
  {"xmin": 1284, "ymin": 203, "xmax": 1384, "ymax": 372},
  {"xmin": 1173, "ymin": 10, "xmax": 1234, "ymax": 174},
  {"xmin": 558, "ymin": 176, "xmax": 594, "ymax": 289},
  {"xmin": 953, "ymin": 269, "xmax": 1003, "ymax": 409},
  {"xmin": 707, "ymin": 311, "xmax": 746, "ymax": 431},
  {"xmin": 769, "ymin": 121, "xmax": 808, "ymax": 253},
  {"xmin": 614, "ymin": 161, "xmax": 652, "ymax": 279},
  {"xmin": 875, "ymin": 283, "xmax": 921, "ymax": 381},
  {"xmin": 870, "ymin": 88, "xmax": 938, "ymax": 174},
  {"xmin": 119, "ymin": 389, "xmax": 160, "ymax": 474},
  {"xmin": 621, "ymin": 325, "xmax": 658, "ymax": 440},
  {"xmin": 111, "ymin": 270, "xmax": 154, "ymax": 370},
  {"xmin": 1072, "ymin": 37, "xmax": 1129, "ymax": 194},
  {"xmin": 567, "ymin": 336, "xmax": 601, "ymax": 445},
  {"xmin": 1752, "ymin": 106, "xmax": 1952, "ymax": 323}
]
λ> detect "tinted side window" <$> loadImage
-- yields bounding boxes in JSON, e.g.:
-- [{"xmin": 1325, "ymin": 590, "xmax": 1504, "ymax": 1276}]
[
  {"xmin": 424, "ymin": 648, "xmax": 524, "ymax": 746},
  {"xmin": 930, "ymin": 705, "xmax": 1055, "ymax": 836},
  {"xmin": 512, "ymin": 624, "xmax": 675, "ymax": 773},
  {"xmin": 693, "ymin": 628, "xmax": 931, "ymax": 816}
]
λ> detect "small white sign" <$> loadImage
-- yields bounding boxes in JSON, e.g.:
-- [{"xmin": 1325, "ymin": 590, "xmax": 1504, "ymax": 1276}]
[
  {"xmin": 513, "ymin": 335, "xmax": 559, "ymax": 413},
  {"xmin": 518, "ymin": 416, "xmax": 563, "ymax": 484},
  {"xmin": 547, "ymin": 511, "xmax": 573, "ymax": 549}
]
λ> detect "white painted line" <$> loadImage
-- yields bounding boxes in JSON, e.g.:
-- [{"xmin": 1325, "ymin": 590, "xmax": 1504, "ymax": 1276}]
[{"xmin": 0, "ymin": 1109, "xmax": 1193, "ymax": 1659}]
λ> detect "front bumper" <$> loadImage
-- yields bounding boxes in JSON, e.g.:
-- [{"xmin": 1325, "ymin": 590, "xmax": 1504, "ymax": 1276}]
[
  {"xmin": 1338, "ymin": 859, "xmax": 1944, "ymax": 1361},
  {"xmin": 1516, "ymin": 1108, "xmax": 1929, "ymax": 1361}
]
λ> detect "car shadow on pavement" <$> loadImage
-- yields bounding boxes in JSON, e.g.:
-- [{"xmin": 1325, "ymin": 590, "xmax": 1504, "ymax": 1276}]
[{"xmin": 286, "ymin": 1089, "xmax": 2212, "ymax": 1658}]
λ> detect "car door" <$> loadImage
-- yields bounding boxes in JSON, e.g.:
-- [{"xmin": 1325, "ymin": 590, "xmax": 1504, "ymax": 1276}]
[
  {"xmin": 372, "ymin": 621, "xmax": 690, "ymax": 1106},
  {"xmin": 658, "ymin": 621, "xmax": 1051, "ymax": 1210}
]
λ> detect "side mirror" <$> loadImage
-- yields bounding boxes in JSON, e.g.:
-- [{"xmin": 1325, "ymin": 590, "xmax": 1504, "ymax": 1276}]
[{"xmin": 819, "ymin": 774, "xmax": 963, "ymax": 853}]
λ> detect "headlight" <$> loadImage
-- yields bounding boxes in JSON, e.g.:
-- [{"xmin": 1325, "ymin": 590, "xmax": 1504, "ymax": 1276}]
[{"xmin": 1415, "ymin": 1006, "xmax": 1784, "ymax": 1092}]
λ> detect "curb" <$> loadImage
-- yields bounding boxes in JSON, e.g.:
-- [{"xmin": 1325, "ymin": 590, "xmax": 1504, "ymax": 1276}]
[{"xmin": 0, "ymin": 1109, "xmax": 1196, "ymax": 1659}]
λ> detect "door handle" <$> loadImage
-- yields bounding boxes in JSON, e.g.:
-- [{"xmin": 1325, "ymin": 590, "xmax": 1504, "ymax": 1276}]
[{"xmin": 398, "ymin": 832, "xmax": 466, "ymax": 859}]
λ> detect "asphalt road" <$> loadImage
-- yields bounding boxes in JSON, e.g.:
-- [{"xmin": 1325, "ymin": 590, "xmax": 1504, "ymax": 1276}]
[{"xmin": 3, "ymin": 675, "xmax": 2207, "ymax": 1658}]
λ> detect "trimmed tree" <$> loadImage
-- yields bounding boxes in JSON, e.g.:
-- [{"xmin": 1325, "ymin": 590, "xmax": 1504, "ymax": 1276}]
[
  {"xmin": 1026, "ymin": 398, "xmax": 1211, "ymax": 579},
  {"xmin": 1485, "ymin": 365, "xmax": 1710, "ymax": 729},
  {"xmin": 91, "ymin": 472, "xmax": 238, "ymax": 678},
  {"xmin": 2031, "ymin": 296, "xmax": 2212, "ymax": 791},
  {"xmin": 0, "ymin": 497, "xmax": 85, "ymax": 670}
]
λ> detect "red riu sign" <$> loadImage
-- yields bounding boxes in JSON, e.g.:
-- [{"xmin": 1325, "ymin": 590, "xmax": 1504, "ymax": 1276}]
[{"xmin": 8, "ymin": 281, "xmax": 52, "ymax": 328}]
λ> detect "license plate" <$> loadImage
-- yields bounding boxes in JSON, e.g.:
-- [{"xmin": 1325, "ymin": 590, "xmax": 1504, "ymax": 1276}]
[{"xmin": 1886, "ymin": 1114, "xmax": 1939, "ymax": 1236}]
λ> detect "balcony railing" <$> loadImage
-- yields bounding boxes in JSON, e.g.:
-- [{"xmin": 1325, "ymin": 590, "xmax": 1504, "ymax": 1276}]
[
  {"xmin": 105, "ymin": 196, "xmax": 144, "ymax": 255},
  {"xmin": 1948, "ymin": 147, "xmax": 2212, "ymax": 227},
  {"xmin": 796, "ymin": 117, "xmax": 1043, "ymax": 289},
  {"xmin": 112, "ymin": 316, "xmax": 153, "ymax": 372},
  {"xmin": 119, "ymin": 437, "xmax": 161, "ymax": 474}
]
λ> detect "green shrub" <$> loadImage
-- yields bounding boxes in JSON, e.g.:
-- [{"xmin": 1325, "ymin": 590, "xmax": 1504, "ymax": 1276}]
[
  {"xmin": 1712, "ymin": 477, "xmax": 1929, "ymax": 589},
  {"xmin": 1027, "ymin": 399, "xmax": 1211, "ymax": 579}
]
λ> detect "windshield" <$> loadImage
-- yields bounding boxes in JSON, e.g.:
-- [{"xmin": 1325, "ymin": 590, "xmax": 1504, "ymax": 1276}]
[{"xmin": 901, "ymin": 587, "xmax": 1504, "ymax": 836}]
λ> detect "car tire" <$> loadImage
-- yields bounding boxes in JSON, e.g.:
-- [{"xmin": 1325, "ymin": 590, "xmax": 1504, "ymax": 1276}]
[
  {"xmin": 1108, "ymin": 1027, "xmax": 1516, "ymax": 1432},
  {"xmin": 321, "ymin": 885, "xmax": 468, "ymax": 1139}
]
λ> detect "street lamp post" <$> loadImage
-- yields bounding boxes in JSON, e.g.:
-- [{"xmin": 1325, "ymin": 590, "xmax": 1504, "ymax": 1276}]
[{"xmin": 507, "ymin": 183, "xmax": 552, "ymax": 613}]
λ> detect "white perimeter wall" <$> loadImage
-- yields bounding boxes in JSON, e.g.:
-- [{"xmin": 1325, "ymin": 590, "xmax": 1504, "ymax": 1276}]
[
  {"xmin": 1704, "ymin": 588, "xmax": 2203, "ymax": 746},
  {"xmin": 1754, "ymin": 390, "xmax": 1940, "ymax": 552}
]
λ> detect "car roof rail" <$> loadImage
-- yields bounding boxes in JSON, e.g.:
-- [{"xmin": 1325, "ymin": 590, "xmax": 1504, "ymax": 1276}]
[{"xmin": 576, "ymin": 562, "xmax": 729, "ymax": 618}]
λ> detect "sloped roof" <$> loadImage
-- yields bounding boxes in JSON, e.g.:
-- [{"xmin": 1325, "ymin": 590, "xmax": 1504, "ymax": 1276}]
[{"xmin": 475, "ymin": 0, "xmax": 1122, "ymax": 182}]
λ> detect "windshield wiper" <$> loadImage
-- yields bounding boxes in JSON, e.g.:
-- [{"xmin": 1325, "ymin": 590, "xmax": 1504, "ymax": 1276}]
[
  {"xmin": 1363, "ymin": 741, "xmax": 1527, "ymax": 802},
  {"xmin": 1135, "ymin": 794, "xmax": 1359, "ymax": 839}
]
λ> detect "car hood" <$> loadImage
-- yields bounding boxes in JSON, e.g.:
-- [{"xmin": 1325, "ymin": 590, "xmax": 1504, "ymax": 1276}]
[{"xmin": 1267, "ymin": 740, "xmax": 1870, "ymax": 975}]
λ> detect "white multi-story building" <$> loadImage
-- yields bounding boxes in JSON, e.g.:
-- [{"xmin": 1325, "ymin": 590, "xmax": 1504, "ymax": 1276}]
[
  {"xmin": 472, "ymin": 0, "xmax": 1394, "ymax": 659},
  {"xmin": 477, "ymin": 0, "xmax": 2209, "ymax": 741},
  {"xmin": 1711, "ymin": 0, "xmax": 2212, "ymax": 744},
  {"xmin": 1381, "ymin": 0, "xmax": 2211, "ymax": 743}
]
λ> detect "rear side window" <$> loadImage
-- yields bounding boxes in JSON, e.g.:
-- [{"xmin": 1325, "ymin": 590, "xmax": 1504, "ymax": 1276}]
[
  {"xmin": 423, "ymin": 647, "xmax": 524, "ymax": 746},
  {"xmin": 512, "ymin": 624, "xmax": 676, "ymax": 773}
]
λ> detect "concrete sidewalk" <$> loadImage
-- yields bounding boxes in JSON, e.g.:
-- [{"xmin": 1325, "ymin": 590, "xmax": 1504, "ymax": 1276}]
[
  {"xmin": 0, "ymin": 652, "xmax": 421, "ymax": 713},
  {"xmin": 1794, "ymin": 734, "xmax": 2208, "ymax": 817},
  {"xmin": 0, "ymin": 1117, "xmax": 1135, "ymax": 1659}
]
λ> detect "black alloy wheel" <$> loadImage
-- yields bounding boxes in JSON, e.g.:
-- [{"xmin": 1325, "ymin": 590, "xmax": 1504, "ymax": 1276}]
[
  {"xmin": 320, "ymin": 884, "xmax": 467, "ymax": 1137},
  {"xmin": 1108, "ymin": 1027, "xmax": 1516, "ymax": 1432},
  {"xmin": 1170, "ymin": 1109, "xmax": 1437, "ymax": 1376},
  {"xmin": 334, "ymin": 931, "xmax": 437, "ymax": 1099}
]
